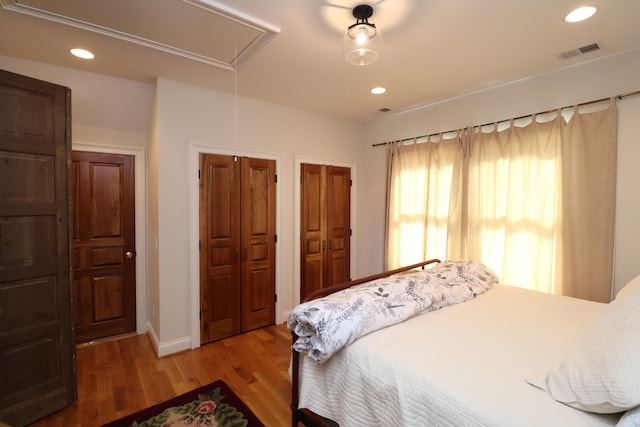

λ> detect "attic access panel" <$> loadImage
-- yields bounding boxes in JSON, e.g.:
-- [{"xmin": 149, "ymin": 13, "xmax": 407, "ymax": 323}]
[{"xmin": 1, "ymin": 0, "xmax": 279, "ymax": 70}]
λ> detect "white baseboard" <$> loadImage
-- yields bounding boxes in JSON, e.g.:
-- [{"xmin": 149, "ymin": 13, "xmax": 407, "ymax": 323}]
[
  {"xmin": 146, "ymin": 321, "xmax": 192, "ymax": 357},
  {"xmin": 146, "ymin": 321, "xmax": 160, "ymax": 355}
]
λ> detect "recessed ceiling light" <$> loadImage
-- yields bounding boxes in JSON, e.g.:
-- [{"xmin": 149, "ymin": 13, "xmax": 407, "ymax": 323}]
[
  {"xmin": 565, "ymin": 6, "xmax": 597, "ymax": 23},
  {"xmin": 70, "ymin": 48, "xmax": 95, "ymax": 59},
  {"xmin": 371, "ymin": 86, "xmax": 386, "ymax": 95}
]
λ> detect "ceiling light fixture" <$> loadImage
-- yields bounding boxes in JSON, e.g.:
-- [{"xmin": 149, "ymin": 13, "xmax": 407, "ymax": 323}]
[
  {"xmin": 371, "ymin": 86, "xmax": 386, "ymax": 95},
  {"xmin": 565, "ymin": 6, "xmax": 597, "ymax": 23},
  {"xmin": 70, "ymin": 48, "xmax": 94, "ymax": 59},
  {"xmin": 344, "ymin": 4, "xmax": 382, "ymax": 66}
]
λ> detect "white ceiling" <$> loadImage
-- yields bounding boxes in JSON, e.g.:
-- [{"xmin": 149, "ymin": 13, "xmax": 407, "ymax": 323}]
[{"xmin": 1, "ymin": 0, "xmax": 639, "ymax": 123}]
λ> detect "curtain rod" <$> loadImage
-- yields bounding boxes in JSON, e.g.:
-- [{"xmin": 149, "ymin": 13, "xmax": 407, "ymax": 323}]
[{"xmin": 372, "ymin": 89, "xmax": 640, "ymax": 147}]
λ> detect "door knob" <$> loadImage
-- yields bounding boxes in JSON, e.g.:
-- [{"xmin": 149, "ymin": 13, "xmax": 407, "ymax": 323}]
[{"xmin": 125, "ymin": 251, "xmax": 134, "ymax": 259}]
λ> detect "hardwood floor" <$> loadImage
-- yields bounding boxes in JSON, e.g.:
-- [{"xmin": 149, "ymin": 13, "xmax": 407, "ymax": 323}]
[{"xmin": 28, "ymin": 323, "xmax": 293, "ymax": 427}]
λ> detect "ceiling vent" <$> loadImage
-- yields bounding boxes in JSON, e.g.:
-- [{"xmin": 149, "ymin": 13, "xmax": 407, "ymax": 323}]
[
  {"xmin": 378, "ymin": 107, "xmax": 392, "ymax": 113},
  {"xmin": 558, "ymin": 42, "xmax": 600, "ymax": 60},
  {"xmin": 0, "ymin": 0, "xmax": 280, "ymax": 70}
]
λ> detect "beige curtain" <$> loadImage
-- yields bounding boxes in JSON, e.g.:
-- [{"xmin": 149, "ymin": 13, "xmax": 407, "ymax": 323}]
[
  {"xmin": 454, "ymin": 115, "xmax": 565, "ymax": 294},
  {"xmin": 385, "ymin": 101, "xmax": 618, "ymax": 301},
  {"xmin": 561, "ymin": 101, "xmax": 618, "ymax": 301},
  {"xmin": 385, "ymin": 136, "xmax": 460, "ymax": 270}
]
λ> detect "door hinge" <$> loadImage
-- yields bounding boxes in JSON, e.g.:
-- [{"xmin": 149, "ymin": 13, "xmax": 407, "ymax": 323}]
[
  {"xmin": 198, "ymin": 169, "xmax": 201, "ymax": 179},
  {"xmin": 198, "ymin": 240, "xmax": 201, "ymax": 250},
  {"xmin": 350, "ymin": 229, "xmax": 352, "ymax": 236},
  {"xmin": 350, "ymin": 179, "xmax": 353, "ymax": 186},
  {"xmin": 275, "ymin": 174, "xmax": 278, "ymax": 183},
  {"xmin": 274, "ymin": 234, "xmax": 278, "ymax": 243},
  {"xmin": 199, "ymin": 310, "xmax": 202, "ymax": 320},
  {"xmin": 274, "ymin": 294, "xmax": 278, "ymax": 302}
]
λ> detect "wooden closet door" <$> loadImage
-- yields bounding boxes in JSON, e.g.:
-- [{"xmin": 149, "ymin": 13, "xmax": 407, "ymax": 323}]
[
  {"xmin": 300, "ymin": 164, "xmax": 325, "ymax": 300},
  {"xmin": 0, "ymin": 70, "xmax": 76, "ymax": 425},
  {"xmin": 200, "ymin": 154, "xmax": 276, "ymax": 344},
  {"xmin": 300, "ymin": 164, "xmax": 351, "ymax": 301},
  {"xmin": 240, "ymin": 157, "xmax": 276, "ymax": 331},
  {"xmin": 199, "ymin": 154, "xmax": 241, "ymax": 343},
  {"xmin": 326, "ymin": 166, "xmax": 351, "ymax": 287}
]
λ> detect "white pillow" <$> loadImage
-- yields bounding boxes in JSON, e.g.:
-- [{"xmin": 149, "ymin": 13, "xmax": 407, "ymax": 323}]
[
  {"xmin": 617, "ymin": 406, "xmax": 640, "ymax": 427},
  {"xmin": 541, "ymin": 288, "xmax": 640, "ymax": 413},
  {"xmin": 616, "ymin": 274, "xmax": 640, "ymax": 300}
]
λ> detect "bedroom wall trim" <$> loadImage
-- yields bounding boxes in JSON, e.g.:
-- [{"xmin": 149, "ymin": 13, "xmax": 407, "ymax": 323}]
[
  {"xmin": 72, "ymin": 142, "xmax": 148, "ymax": 335},
  {"xmin": 146, "ymin": 321, "xmax": 192, "ymax": 357},
  {"xmin": 188, "ymin": 142, "xmax": 283, "ymax": 349}
]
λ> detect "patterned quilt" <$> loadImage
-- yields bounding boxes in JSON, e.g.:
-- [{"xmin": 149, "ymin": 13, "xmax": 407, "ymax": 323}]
[{"xmin": 288, "ymin": 260, "xmax": 498, "ymax": 363}]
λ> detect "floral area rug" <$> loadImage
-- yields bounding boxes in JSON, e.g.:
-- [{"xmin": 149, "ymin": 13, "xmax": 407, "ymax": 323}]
[{"xmin": 102, "ymin": 380, "xmax": 265, "ymax": 427}]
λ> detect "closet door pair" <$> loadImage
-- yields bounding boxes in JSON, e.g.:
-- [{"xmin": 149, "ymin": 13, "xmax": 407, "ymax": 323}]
[
  {"xmin": 199, "ymin": 154, "xmax": 276, "ymax": 344},
  {"xmin": 300, "ymin": 163, "xmax": 351, "ymax": 301}
]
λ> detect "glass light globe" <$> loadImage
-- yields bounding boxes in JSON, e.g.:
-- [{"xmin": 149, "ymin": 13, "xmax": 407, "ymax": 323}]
[{"xmin": 344, "ymin": 23, "xmax": 382, "ymax": 66}]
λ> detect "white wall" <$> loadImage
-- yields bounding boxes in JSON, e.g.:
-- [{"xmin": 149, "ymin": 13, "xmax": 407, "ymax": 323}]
[
  {"xmin": 153, "ymin": 78, "xmax": 365, "ymax": 352},
  {"xmin": 363, "ymin": 48, "xmax": 640, "ymax": 295},
  {"xmin": 614, "ymin": 94, "xmax": 640, "ymax": 294}
]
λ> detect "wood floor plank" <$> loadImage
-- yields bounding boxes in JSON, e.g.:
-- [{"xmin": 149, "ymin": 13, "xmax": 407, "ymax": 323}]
[{"xmin": 27, "ymin": 323, "xmax": 294, "ymax": 427}]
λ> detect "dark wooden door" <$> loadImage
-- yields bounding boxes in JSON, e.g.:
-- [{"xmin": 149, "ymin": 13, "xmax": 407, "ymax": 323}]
[
  {"xmin": 326, "ymin": 166, "xmax": 351, "ymax": 288},
  {"xmin": 199, "ymin": 154, "xmax": 241, "ymax": 343},
  {"xmin": 199, "ymin": 154, "xmax": 275, "ymax": 344},
  {"xmin": 0, "ymin": 70, "xmax": 76, "ymax": 425},
  {"xmin": 300, "ymin": 164, "xmax": 324, "ymax": 299},
  {"xmin": 240, "ymin": 157, "xmax": 276, "ymax": 331},
  {"xmin": 71, "ymin": 151, "xmax": 136, "ymax": 343},
  {"xmin": 300, "ymin": 164, "xmax": 351, "ymax": 301}
]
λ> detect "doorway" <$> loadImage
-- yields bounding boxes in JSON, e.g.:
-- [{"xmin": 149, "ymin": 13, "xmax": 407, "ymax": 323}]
[
  {"xmin": 294, "ymin": 156, "xmax": 356, "ymax": 306},
  {"xmin": 300, "ymin": 163, "xmax": 352, "ymax": 301},
  {"xmin": 73, "ymin": 143, "xmax": 147, "ymax": 338},
  {"xmin": 189, "ymin": 145, "xmax": 282, "ymax": 348},
  {"xmin": 71, "ymin": 151, "xmax": 136, "ymax": 342},
  {"xmin": 199, "ymin": 153, "xmax": 276, "ymax": 344}
]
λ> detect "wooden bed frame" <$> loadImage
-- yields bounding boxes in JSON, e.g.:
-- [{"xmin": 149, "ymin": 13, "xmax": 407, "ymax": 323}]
[{"xmin": 290, "ymin": 258, "xmax": 441, "ymax": 427}]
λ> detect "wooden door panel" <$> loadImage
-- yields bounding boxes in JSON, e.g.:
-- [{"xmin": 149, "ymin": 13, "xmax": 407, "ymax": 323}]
[
  {"xmin": 300, "ymin": 164, "xmax": 325, "ymax": 300},
  {"xmin": 0, "ymin": 216, "xmax": 57, "ymax": 279},
  {"xmin": 326, "ymin": 166, "xmax": 351, "ymax": 287},
  {"xmin": 200, "ymin": 154, "xmax": 241, "ymax": 343},
  {"xmin": 90, "ymin": 246, "xmax": 123, "ymax": 266},
  {"xmin": 0, "ymin": 69, "xmax": 75, "ymax": 425},
  {"xmin": 241, "ymin": 157, "xmax": 275, "ymax": 331},
  {"xmin": 0, "ymin": 276, "xmax": 57, "ymax": 333},
  {"xmin": 90, "ymin": 163, "xmax": 123, "ymax": 238},
  {"xmin": 0, "ymin": 152, "xmax": 55, "ymax": 205},
  {"xmin": 0, "ymin": 79, "xmax": 55, "ymax": 152},
  {"xmin": 72, "ymin": 151, "xmax": 136, "ymax": 343},
  {"xmin": 93, "ymin": 274, "xmax": 126, "ymax": 320}
]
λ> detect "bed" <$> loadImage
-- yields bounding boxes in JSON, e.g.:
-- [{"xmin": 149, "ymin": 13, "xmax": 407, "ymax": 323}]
[{"xmin": 289, "ymin": 259, "xmax": 640, "ymax": 427}]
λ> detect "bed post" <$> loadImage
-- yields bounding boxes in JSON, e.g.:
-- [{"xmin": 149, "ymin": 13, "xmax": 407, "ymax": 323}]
[{"xmin": 291, "ymin": 330, "xmax": 300, "ymax": 427}]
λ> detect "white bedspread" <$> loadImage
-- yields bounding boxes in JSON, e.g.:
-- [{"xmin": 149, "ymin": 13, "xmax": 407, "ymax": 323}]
[
  {"xmin": 298, "ymin": 285, "xmax": 622, "ymax": 427},
  {"xmin": 289, "ymin": 260, "xmax": 498, "ymax": 364}
]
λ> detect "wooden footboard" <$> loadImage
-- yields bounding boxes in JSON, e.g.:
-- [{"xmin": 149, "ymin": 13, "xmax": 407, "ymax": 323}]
[{"xmin": 290, "ymin": 258, "xmax": 441, "ymax": 427}]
